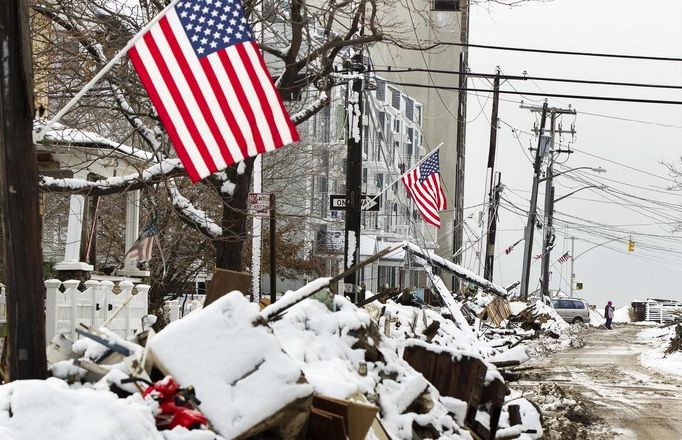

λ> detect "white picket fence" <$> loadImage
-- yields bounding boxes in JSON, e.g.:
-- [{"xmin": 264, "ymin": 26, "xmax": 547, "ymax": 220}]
[
  {"xmin": 645, "ymin": 300, "xmax": 682, "ymax": 323},
  {"xmin": 45, "ymin": 279, "xmax": 149, "ymax": 341},
  {"xmin": 163, "ymin": 294, "xmax": 206, "ymax": 323}
]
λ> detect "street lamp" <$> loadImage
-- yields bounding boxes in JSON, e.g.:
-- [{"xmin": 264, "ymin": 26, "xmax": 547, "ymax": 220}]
[
  {"xmin": 554, "ymin": 184, "xmax": 607, "ymax": 204},
  {"xmin": 539, "ymin": 166, "xmax": 606, "ymax": 182},
  {"xmin": 539, "ymin": 167, "xmax": 606, "ymax": 300}
]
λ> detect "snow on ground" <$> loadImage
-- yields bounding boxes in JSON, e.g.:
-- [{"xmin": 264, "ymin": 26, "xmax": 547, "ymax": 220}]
[
  {"xmin": 0, "ymin": 378, "xmax": 162, "ymax": 440},
  {"xmin": 638, "ymin": 325, "xmax": 682, "ymax": 377},
  {"xmin": 613, "ymin": 306, "xmax": 632, "ymax": 323}
]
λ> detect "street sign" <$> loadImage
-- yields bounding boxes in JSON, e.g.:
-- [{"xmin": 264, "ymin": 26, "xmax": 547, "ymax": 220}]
[
  {"xmin": 248, "ymin": 193, "xmax": 271, "ymax": 217},
  {"xmin": 329, "ymin": 194, "xmax": 381, "ymax": 212}
]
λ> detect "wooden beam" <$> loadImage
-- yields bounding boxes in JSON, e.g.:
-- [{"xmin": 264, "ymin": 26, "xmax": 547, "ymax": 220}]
[{"xmin": 0, "ymin": 0, "xmax": 48, "ymax": 379}]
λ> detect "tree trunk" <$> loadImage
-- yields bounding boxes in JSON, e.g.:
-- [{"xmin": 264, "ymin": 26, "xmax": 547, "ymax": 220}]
[{"xmin": 215, "ymin": 158, "xmax": 254, "ymax": 270}]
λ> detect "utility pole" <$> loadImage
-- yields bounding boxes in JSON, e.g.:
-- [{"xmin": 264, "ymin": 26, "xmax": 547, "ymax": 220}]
[
  {"xmin": 484, "ymin": 173, "xmax": 502, "ymax": 281},
  {"xmin": 344, "ymin": 49, "xmax": 364, "ymax": 304},
  {"xmin": 453, "ymin": 0, "xmax": 470, "ymax": 292},
  {"xmin": 0, "ymin": 0, "xmax": 48, "ymax": 379},
  {"xmin": 483, "ymin": 72, "xmax": 501, "ymax": 281},
  {"xmin": 519, "ymin": 102, "xmax": 548, "ymax": 300},
  {"xmin": 540, "ymin": 113, "xmax": 557, "ymax": 300}
]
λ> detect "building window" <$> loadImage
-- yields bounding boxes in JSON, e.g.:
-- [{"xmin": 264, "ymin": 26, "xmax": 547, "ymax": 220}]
[
  {"xmin": 362, "ymin": 168, "xmax": 368, "ymax": 185},
  {"xmin": 318, "ymin": 176, "xmax": 328, "ymax": 193},
  {"xmin": 405, "ymin": 97, "xmax": 414, "ymax": 121},
  {"xmin": 376, "ymin": 173, "xmax": 384, "ymax": 189},
  {"xmin": 389, "ymin": 87, "xmax": 401, "ymax": 109},
  {"xmin": 432, "ymin": 0, "xmax": 460, "ymax": 11},
  {"xmin": 319, "ymin": 105, "xmax": 331, "ymax": 142},
  {"xmin": 375, "ymin": 78, "xmax": 386, "ymax": 101}
]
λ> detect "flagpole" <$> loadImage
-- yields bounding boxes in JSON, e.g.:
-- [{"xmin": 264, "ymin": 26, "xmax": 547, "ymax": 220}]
[
  {"xmin": 365, "ymin": 143, "xmax": 443, "ymax": 207},
  {"xmin": 35, "ymin": 0, "xmax": 182, "ymax": 142}
]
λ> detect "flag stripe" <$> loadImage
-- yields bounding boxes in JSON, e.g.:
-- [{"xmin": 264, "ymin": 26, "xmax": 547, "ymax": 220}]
[
  {"xmin": 128, "ymin": 47, "xmax": 201, "ymax": 181},
  {"xmin": 236, "ymin": 43, "xmax": 282, "ymax": 149},
  {"xmin": 223, "ymin": 47, "xmax": 274, "ymax": 153},
  {"xmin": 150, "ymin": 23, "xmax": 227, "ymax": 171},
  {"xmin": 216, "ymin": 50, "xmax": 265, "ymax": 156},
  {"xmin": 163, "ymin": 13, "xmax": 243, "ymax": 164},
  {"xmin": 204, "ymin": 55, "xmax": 255, "ymax": 159},
  {"xmin": 249, "ymin": 41, "xmax": 299, "ymax": 143},
  {"xmin": 130, "ymin": 42, "xmax": 208, "ymax": 180},
  {"xmin": 143, "ymin": 31, "xmax": 218, "ymax": 174}
]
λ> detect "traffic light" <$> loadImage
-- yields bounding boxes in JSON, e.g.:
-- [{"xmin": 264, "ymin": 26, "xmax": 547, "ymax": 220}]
[
  {"xmin": 627, "ymin": 240, "xmax": 635, "ymax": 252},
  {"xmin": 576, "ymin": 282, "xmax": 583, "ymax": 290}
]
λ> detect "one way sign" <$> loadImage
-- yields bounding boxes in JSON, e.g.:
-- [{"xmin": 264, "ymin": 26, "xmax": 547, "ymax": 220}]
[{"xmin": 329, "ymin": 194, "xmax": 381, "ymax": 212}]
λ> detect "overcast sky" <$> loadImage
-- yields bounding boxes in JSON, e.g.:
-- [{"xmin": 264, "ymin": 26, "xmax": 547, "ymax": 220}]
[{"xmin": 462, "ymin": 0, "xmax": 682, "ymax": 306}]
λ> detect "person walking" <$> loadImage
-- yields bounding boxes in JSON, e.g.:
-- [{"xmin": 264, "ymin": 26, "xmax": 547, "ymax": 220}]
[{"xmin": 604, "ymin": 301, "xmax": 615, "ymax": 329}]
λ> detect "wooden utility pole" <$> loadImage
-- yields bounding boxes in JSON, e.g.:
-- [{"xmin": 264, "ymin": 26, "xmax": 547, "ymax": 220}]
[
  {"xmin": 519, "ymin": 101, "xmax": 548, "ymax": 300},
  {"xmin": 483, "ymin": 73, "xmax": 500, "ymax": 281},
  {"xmin": 0, "ymin": 0, "xmax": 48, "ymax": 379},
  {"xmin": 484, "ymin": 173, "xmax": 502, "ymax": 281}
]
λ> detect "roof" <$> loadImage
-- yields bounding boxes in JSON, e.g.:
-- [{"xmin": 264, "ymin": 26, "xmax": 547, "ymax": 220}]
[{"xmin": 34, "ymin": 119, "xmax": 156, "ymax": 163}]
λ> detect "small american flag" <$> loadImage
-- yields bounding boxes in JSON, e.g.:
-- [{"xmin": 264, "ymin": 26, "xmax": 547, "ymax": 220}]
[
  {"xmin": 558, "ymin": 251, "xmax": 572, "ymax": 263},
  {"xmin": 129, "ymin": 0, "xmax": 299, "ymax": 182},
  {"xmin": 401, "ymin": 150, "xmax": 447, "ymax": 228},
  {"xmin": 505, "ymin": 238, "xmax": 523, "ymax": 255},
  {"xmin": 125, "ymin": 217, "xmax": 159, "ymax": 263}
]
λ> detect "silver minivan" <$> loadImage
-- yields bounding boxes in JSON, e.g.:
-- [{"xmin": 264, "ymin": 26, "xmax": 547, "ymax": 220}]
[{"xmin": 551, "ymin": 298, "xmax": 591, "ymax": 324}]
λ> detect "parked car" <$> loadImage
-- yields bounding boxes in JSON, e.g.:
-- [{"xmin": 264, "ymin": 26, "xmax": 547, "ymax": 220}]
[{"xmin": 551, "ymin": 298, "xmax": 591, "ymax": 324}]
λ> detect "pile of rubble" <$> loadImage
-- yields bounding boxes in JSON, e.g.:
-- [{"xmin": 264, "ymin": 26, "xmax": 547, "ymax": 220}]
[{"xmin": 0, "ymin": 271, "xmax": 579, "ymax": 440}]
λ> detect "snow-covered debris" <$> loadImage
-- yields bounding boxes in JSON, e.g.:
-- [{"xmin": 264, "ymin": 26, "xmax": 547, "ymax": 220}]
[
  {"xmin": 488, "ymin": 344, "xmax": 531, "ymax": 366},
  {"xmin": 269, "ymin": 295, "xmax": 473, "ymax": 439},
  {"xmin": 148, "ymin": 292, "xmax": 313, "ymax": 439},
  {"xmin": 404, "ymin": 242, "xmax": 508, "ymax": 296},
  {"xmin": 638, "ymin": 324, "xmax": 682, "ymax": 377},
  {"xmin": 0, "ymin": 378, "xmax": 162, "ymax": 440}
]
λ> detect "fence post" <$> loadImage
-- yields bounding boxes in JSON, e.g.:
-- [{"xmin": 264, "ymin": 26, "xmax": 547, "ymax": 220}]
[
  {"xmin": 119, "ymin": 280, "xmax": 134, "ymax": 338},
  {"xmin": 83, "ymin": 280, "xmax": 99, "ymax": 329},
  {"xmin": 44, "ymin": 279, "xmax": 62, "ymax": 342},
  {"xmin": 62, "ymin": 280, "xmax": 80, "ymax": 340},
  {"xmin": 135, "ymin": 284, "xmax": 150, "ymax": 333}
]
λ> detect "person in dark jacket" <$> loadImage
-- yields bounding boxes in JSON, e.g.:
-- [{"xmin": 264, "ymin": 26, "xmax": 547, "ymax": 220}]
[{"xmin": 604, "ymin": 301, "xmax": 615, "ymax": 329}]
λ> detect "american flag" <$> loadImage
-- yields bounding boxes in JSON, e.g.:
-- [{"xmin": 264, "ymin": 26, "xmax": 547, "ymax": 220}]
[
  {"xmin": 125, "ymin": 217, "xmax": 159, "ymax": 263},
  {"xmin": 129, "ymin": 0, "xmax": 299, "ymax": 182},
  {"xmin": 401, "ymin": 150, "xmax": 447, "ymax": 228},
  {"xmin": 558, "ymin": 251, "xmax": 572, "ymax": 263},
  {"xmin": 505, "ymin": 238, "xmax": 523, "ymax": 255}
]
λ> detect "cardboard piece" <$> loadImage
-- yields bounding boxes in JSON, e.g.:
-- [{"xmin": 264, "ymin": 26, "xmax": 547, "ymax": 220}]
[
  {"xmin": 205, "ymin": 268, "xmax": 252, "ymax": 306},
  {"xmin": 312, "ymin": 395, "xmax": 379, "ymax": 440}
]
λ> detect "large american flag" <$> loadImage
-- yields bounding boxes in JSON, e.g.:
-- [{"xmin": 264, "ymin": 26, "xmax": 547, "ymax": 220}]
[
  {"xmin": 401, "ymin": 150, "xmax": 447, "ymax": 228},
  {"xmin": 129, "ymin": 0, "xmax": 299, "ymax": 182}
]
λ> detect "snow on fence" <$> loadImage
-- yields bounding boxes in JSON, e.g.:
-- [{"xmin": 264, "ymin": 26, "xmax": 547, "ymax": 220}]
[
  {"xmin": 645, "ymin": 300, "xmax": 682, "ymax": 323},
  {"xmin": 163, "ymin": 294, "xmax": 206, "ymax": 323},
  {"xmin": 45, "ymin": 279, "xmax": 149, "ymax": 341}
]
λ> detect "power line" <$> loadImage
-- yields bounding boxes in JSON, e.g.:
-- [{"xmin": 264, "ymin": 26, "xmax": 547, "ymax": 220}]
[
  {"xmin": 438, "ymin": 42, "xmax": 682, "ymax": 62},
  {"xmin": 383, "ymin": 81, "xmax": 682, "ymax": 106},
  {"xmin": 366, "ymin": 68, "xmax": 682, "ymax": 90}
]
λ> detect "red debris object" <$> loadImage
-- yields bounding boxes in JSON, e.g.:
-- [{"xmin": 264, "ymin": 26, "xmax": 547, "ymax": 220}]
[{"xmin": 143, "ymin": 375, "xmax": 208, "ymax": 430}]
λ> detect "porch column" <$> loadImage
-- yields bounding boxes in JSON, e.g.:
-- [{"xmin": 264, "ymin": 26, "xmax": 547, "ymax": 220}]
[
  {"xmin": 118, "ymin": 190, "xmax": 149, "ymax": 277},
  {"xmin": 55, "ymin": 171, "xmax": 93, "ymax": 275}
]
